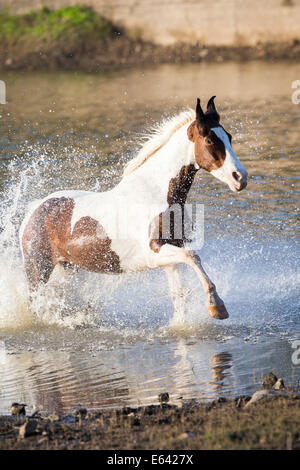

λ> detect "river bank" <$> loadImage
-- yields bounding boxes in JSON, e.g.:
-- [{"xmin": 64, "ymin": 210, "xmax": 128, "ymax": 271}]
[
  {"xmin": 1, "ymin": 6, "xmax": 300, "ymax": 72},
  {"xmin": 1, "ymin": 390, "xmax": 300, "ymax": 450}
]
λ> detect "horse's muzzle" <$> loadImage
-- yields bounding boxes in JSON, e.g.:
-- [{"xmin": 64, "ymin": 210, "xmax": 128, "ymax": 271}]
[
  {"xmin": 236, "ymin": 179, "xmax": 248, "ymax": 191},
  {"xmin": 232, "ymin": 171, "xmax": 248, "ymax": 191}
]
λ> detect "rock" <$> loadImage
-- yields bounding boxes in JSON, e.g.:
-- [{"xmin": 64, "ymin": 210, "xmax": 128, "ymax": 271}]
[
  {"xmin": 11, "ymin": 403, "xmax": 26, "ymax": 417},
  {"xmin": 18, "ymin": 419, "xmax": 38, "ymax": 438},
  {"xmin": 49, "ymin": 413, "xmax": 59, "ymax": 422},
  {"xmin": 262, "ymin": 372, "xmax": 278, "ymax": 389},
  {"xmin": 158, "ymin": 392, "xmax": 169, "ymax": 403},
  {"xmin": 199, "ymin": 49, "xmax": 208, "ymax": 59},
  {"xmin": 245, "ymin": 390, "xmax": 272, "ymax": 407},
  {"xmin": 274, "ymin": 378, "xmax": 285, "ymax": 390},
  {"xmin": 178, "ymin": 432, "xmax": 196, "ymax": 440},
  {"xmin": 75, "ymin": 408, "xmax": 87, "ymax": 422}
]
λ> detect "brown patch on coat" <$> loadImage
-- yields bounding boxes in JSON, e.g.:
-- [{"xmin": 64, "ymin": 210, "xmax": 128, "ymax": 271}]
[
  {"xmin": 167, "ymin": 164, "xmax": 197, "ymax": 206},
  {"xmin": 149, "ymin": 164, "xmax": 197, "ymax": 252},
  {"xmin": 60, "ymin": 215, "xmax": 121, "ymax": 274},
  {"xmin": 22, "ymin": 197, "xmax": 121, "ymax": 291}
]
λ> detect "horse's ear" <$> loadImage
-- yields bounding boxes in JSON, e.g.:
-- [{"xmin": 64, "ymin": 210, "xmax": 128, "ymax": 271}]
[
  {"xmin": 195, "ymin": 98, "xmax": 208, "ymax": 136},
  {"xmin": 206, "ymin": 95, "xmax": 220, "ymax": 122},
  {"xmin": 196, "ymin": 98, "xmax": 205, "ymax": 124}
]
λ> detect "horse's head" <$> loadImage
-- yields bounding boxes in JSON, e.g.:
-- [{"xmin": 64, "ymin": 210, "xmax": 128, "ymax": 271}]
[{"xmin": 187, "ymin": 97, "xmax": 248, "ymax": 192}]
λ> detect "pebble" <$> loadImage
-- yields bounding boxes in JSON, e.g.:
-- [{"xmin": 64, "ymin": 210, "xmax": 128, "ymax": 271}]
[
  {"xmin": 262, "ymin": 372, "xmax": 278, "ymax": 389},
  {"xmin": 158, "ymin": 392, "xmax": 169, "ymax": 403},
  {"xmin": 245, "ymin": 390, "xmax": 273, "ymax": 407},
  {"xmin": 11, "ymin": 403, "xmax": 26, "ymax": 417},
  {"xmin": 49, "ymin": 414, "xmax": 59, "ymax": 422},
  {"xmin": 178, "ymin": 432, "xmax": 196, "ymax": 440},
  {"xmin": 75, "ymin": 408, "xmax": 87, "ymax": 421},
  {"xmin": 274, "ymin": 378, "xmax": 285, "ymax": 390}
]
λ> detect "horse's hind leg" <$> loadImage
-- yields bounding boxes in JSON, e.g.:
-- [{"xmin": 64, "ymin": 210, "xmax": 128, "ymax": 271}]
[
  {"xmin": 22, "ymin": 239, "xmax": 55, "ymax": 295},
  {"xmin": 50, "ymin": 261, "xmax": 77, "ymax": 285},
  {"xmin": 23, "ymin": 253, "xmax": 54, "ymax": 295},
  {"xmin": 164, "ymin": 265, "xmax": 187, "ymax": 325}
]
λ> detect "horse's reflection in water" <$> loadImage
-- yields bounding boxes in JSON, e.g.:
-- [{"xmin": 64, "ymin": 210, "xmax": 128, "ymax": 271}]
[
  {"xmin": 173, "ymin": 340, "xmax": 233, "ymax": 399},
  {"xmin": 0, "ymin": 340, "xmax": 233, "ymax": 413},
  {"xmin": 210, "ymin": 352, "xmax": 233, "ymax": 392}
]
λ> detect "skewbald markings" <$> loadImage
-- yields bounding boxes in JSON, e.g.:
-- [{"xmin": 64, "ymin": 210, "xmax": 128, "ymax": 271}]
[
  {"xmin": 22, "ymin": 197, "xmax": 121, "ymax": 291},
  {"xmin": 149, "ymin": 164, "xmax": 197, "ymax": 253}
]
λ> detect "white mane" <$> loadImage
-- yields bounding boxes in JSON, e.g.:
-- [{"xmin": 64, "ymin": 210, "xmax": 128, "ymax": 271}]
[{"xmin": 122, "ymin": 109, "xmax": 194, "ymax": 177}]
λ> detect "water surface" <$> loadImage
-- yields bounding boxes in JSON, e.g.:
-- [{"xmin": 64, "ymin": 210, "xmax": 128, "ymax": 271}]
[{"xmin": 0, "ymin": 62, "xmax": 299, "ymax": 414}]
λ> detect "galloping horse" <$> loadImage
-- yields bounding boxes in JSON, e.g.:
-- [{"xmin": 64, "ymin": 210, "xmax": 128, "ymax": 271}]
[{"xmin": 20, "ymin": 97, "xmax": 248, "ymax": 321}]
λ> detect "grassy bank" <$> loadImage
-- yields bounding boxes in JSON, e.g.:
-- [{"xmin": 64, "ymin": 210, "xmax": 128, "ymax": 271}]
[
  {"xmin": 0, "ymin": 5, "xmax": 113, "ymax": 40},
  {"xmin": 1, "ymin": 392, "xmax": 300, "ymax": 450},
  {"xmin": 0, "ymin": 5, "xmax": 300, "ymax": 71}
]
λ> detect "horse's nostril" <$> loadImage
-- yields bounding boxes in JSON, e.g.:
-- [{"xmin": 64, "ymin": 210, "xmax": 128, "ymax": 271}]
[{"xmin": 232, "ymin": 171, "xmax": 241, "ymax": 182}]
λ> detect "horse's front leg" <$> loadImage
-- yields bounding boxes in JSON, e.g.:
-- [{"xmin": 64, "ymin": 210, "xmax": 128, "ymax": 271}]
[
  {"xmin": 152, "ymin": 245, "xmax": 228, "ymax": 320},
  {"xmin": 185, "ymin": 251, "xmax": 228, "ymax": 320}
]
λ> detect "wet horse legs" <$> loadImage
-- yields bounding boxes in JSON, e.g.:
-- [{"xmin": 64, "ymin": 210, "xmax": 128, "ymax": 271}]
[
  {"xmin": 164, "ymin": 265, "xmax": 187, "ymax": 325},
  {"xmin": 184, "ymin": 251, "xmax": 228, "ymax": 319},
  {"xmin": 156, "ymin": 245, "xmax": 228, "ymax": 320}
]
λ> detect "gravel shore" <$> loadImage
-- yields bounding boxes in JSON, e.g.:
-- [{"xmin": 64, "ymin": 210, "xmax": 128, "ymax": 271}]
[{"xmin": 1, "ymin": 391, "xmax": 300, "ymax": 450}]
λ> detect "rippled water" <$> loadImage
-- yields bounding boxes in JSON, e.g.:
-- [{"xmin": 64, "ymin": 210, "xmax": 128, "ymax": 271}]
[{"xmin": 0, "ymin": 62, "xmax": 299, "ymax": 415}]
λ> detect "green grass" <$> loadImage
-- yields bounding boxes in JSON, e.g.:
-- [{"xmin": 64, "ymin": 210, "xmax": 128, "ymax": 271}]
[{"xmin": 0, "ymin": 5, "xmax": 113, "ymax": 41}]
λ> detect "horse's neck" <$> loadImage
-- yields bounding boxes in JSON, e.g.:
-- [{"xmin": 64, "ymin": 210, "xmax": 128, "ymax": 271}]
[
  {"xmin": 118, "ymin": 122, "xmax": 196, "ymax": 207},
  {"xmin": 167, "ymin": 164, "xmax": 197, "ymax": 206}
]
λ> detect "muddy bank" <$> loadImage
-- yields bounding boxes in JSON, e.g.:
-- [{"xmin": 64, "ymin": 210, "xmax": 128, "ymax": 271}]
[
  {"xmin": 1, "ymin": 391, "xmax": 300, "ymax": 450},
  {"xmin": 3, "ymin": 39, "xmax": 300, "ymax": 72},
  {"xmin": 1, "ymin": 6, "xmax": 300, "ymax": 72}
]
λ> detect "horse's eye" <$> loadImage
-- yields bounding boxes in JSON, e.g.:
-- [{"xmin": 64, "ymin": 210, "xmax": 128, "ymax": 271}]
[{"xmin": 205, "ymin": 137, "xmax": 213, "ymax": 145}]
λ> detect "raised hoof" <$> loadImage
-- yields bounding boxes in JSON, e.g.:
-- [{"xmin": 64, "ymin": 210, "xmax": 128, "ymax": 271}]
[{"xmin": 207, "ymin": 304, "xmax": 229, "ymax": 320}]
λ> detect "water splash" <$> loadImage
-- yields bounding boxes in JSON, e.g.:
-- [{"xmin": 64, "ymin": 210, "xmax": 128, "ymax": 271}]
[
  {"xmin": 0, "ymin": 142, "xmax": 299, "ymax": 340},
  {"xmin": 0, "ymin": 163, "xmax": 33, "ymax": 329}
]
